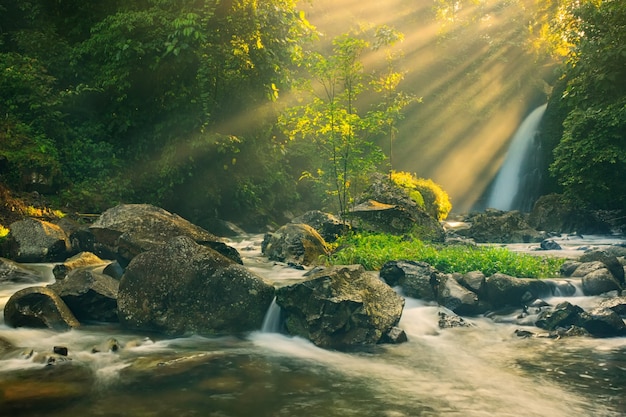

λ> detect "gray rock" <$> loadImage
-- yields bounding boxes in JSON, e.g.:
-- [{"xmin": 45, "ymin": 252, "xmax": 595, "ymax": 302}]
[
  {"xmin": 456, "ymin": 209, "xmax": 544, "ymax": 243},
  {"xmin": 379, "ymin": 260, "xmax": 439, "ymax": 301},
  {"xmin": 275, "ymin": 265, "xmax": 405, "ymax": 349},
  {"xmin": 581, "ymin": 268, "xmax": 621, "ymax": 296},
  {"xmin": 438, "ymin": 309, "xmax": 474, "ymax": 329},
  {"xmin": 262, "ymin": 223, "xmax": 328, "ymax": 266},
  {"xmin": 560, "ymin": 260, "xmax": 582, "ymax": 277},
  {"xmin": 579, "ymin": 250, "xmax": 625, "ymax": 286},
  {"xmin": 4, "ymin": 286, "xmax": 80, "ymax": 330},
  {"xmin": 571, "ymin": 261, "xmax": 606, "ymax": 277},
  {"xmin": 597, "ymin": 296, "xmax": 626, "ymax": 316},
  {"xmin": 540, "ymin": 239, "xmax": 561, "ymax": 250},
  {"xmin": 118, "ymin": 236, "xmax": 274, "ymax": 336},
  {"xmin": 535, "ymin": 301, "xmax": 584, "ymax": 331},
  {"xmin": 48, "ymin": 269, "xmax": 119, "ymax": 323},
  {"xmin": 579, "ymin": 307, "xmax": 626, "ymax": 337},
  {"xmin": 436, "ymin": 274, "xmax": 481, "ymax": 316},
  {"xmin": 456, "ymin": 271, "xmax": 486, "ymax": 295},
  {"xmin": 89, "ymin": 204, "xmax": 240, "ymax": 265},
  {"xmin": 484, "ymin": 273, "xmax": 552, "ymax": 308},
  {"xmin": 6, "ymin": 218, "xmax": 71, "ymax": 262}
]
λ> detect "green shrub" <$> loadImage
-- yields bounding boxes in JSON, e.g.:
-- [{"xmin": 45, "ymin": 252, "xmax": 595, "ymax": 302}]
[
  {"xmin": 325, "ymin": 232, "xmax": 564, "ymax": 278},
  {"xmin": 390, "ymin": 171, "xmax": 451, "ymax": 221}
]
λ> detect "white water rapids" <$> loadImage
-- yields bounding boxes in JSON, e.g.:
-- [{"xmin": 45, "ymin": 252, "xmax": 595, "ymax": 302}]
[{"xmin": 0, "ymin": 234, "xmax": 624, "ymax": 416}]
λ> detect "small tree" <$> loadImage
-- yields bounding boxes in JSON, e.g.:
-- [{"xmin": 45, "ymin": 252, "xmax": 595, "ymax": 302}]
[{"xmin": 281, "ymin": 28, "xmax": 413, "ymax": 217}]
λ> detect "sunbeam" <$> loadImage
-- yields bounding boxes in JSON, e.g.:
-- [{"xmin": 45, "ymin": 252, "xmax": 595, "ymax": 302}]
[{"xmin": 300, "ymin": 0, "xmax": 557, "ymax": 212}]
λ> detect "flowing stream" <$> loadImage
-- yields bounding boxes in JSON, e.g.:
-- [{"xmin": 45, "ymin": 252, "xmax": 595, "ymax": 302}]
[{"xmin": 0, "ymin": 235, "xmax": 625, "ymax": 417}]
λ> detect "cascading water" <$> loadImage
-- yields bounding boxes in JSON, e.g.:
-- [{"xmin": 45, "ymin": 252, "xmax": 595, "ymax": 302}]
[
  {"xmin": 260, "ymin": 297, "xmax": 282, "ymax": 333},
  {"xmin": 486, "ymin": 104, "xmax": 548, "ymax": 211}
]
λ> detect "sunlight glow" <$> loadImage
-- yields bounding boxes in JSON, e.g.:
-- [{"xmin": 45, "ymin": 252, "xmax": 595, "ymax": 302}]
[{"xmin": 299, "ymin": 0, "xmax": 556, "ymax": 212}]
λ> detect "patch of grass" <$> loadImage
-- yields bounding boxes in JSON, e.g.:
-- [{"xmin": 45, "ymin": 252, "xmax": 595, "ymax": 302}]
[{"xmin": 325, "ymin": 233, "xmax": 565, "ymax": 278}]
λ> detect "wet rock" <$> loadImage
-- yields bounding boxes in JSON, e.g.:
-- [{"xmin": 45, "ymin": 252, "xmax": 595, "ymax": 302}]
[
  {"xmin": 579, "ymin": 307, "xmax": 626, "ymax": 337},
  {"xmin": 597, "ymin": 296, "xmax": 626, "ymax": 316},
  {"xmin": 436, "ymin": 274, "xmax": 481, "ymax": 316},
  {"xmin": 0, "ymin": 257, "xmax": 44, "ymax": 283},
  {"xmin": 291, "ymin": 210, "xmax": 348, "ymax": 243},
  {"xmin": 53, "ymin": 346, "xmax": 68, "ymax": 356},
  {"xmin": 89, "ymin": 203, "xmax": 240, "ymax": 266},
  {"xmin": 118, "ymin": 236, "xmax": 274, "ymax": 336},
  {"xmin": 484, "ymin": 273, "xmax": 552, "ymax": 308},
  {"xmin": 4, "ymin": 286, "xmax": 80, "ymax": 330},
  {"xmin": 381, "ymin": 326, "xmax": 408, "ymax": 344},
  {"xmin": 540, "ymin": 239, "xmax": 561, "ymax": 250},
  {"xmin": 5, "ymin": 218, "xmax": 71, "ymax": 262},
  {"xmin": 560, "ymin": 260, "xmax": 581, "ymax": 277},
  {"xmin": 581, "ymin": 268, "xmax": 622, "ymax": 296},
  {"xmin": 262, "ymin": 223, "xmax": 329, "ymax": 266},
  {"xmin": 571, "ymin": 261, "xmax": 606, "ymax": 277},
  {"xmin": 52, "ymin": 251, "xmax": 107, "ymax": 280},
  {"xmin": 456, "ymin": 209, "xmax": 544, "ymax": 244},
  {"xmin": 437, "ymin": 309, "xmax": 474, "ymax": 329},
  {"xmin": 535, "ymin": 301, "xmax": 584, "ymax": 331},
  {"xmin": 455, "ymin": 271, "xmax": 486, "ymax": 296},
  {"xmin": 48, "ymin": 268, "xmax": 119, "ymax": 323},
  {"xmin": 579, "ymin": 250, "xmax": 625, "ymax": 287},
  {"xmin": 528, "ymin": 193, "xmax": 611, "ymax": 234},
  {"xmin": 275, "ymin": 264, "xmax": 405, "ymax": 350},
  {"xmin": 379, "ymin": 260, "xmax": 439, "ymax": 301},
  {"xmin": 54, "ymin": 216, "xmax": 96, "ymax": 254}
]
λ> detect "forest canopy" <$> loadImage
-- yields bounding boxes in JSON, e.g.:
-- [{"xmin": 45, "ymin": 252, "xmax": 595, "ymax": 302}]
[{"xmin": 0, "ymin": 0, "xmax": 624, "ymax": 228}]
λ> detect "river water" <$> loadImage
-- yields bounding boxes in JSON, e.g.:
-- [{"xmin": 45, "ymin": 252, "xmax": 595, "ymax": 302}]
[{"xmin": 0, "ymin": 235, "xmax": 625, "ymax": 417}]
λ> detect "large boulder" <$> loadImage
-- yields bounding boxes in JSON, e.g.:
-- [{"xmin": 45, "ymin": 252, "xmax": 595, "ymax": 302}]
[
  {"xmin": 262, "ymin": 223, "xmax": 329, "ymax": 266},
  {"xmin": 89, "ymin": 204, "xmax": 240, "ymax": 265},
  {"xmin": 483, "ymin": 273, "xmax": 552, "ymax": 308},
  {"xmin": 117, "ymin": 236, "xmax": 275, "ymax": 336},
  {"xmin": 48, "ymin": 269, "xmax": 119, "ymax": 323},
  {"xmin": 5, "ymin": 218, "xmax": 71, "ymax": 262},
  {"xmin": 275, "ymin": 265, "xmax": 405, "ymax": 349},
  {"xmin": 4, "ymin": 286, "xmax": 80, "ymax": 330},
  {"xmin": 456, "ymin": 209, "xmax": 544, "ymax": 243},
  {"xmin": 571, "ymin": 260, "xmax": 622, "ymax": 296},
  {"xmin": 528, "ymin": 193, "xmax": 611, "ymax": 234},
  {"xmin": 579, "ymin": 250, "xmax": 625, "ymax": 287},
  {"xmin": 579, "ymin": 307, "xmax": 626, "ymax": 337}
]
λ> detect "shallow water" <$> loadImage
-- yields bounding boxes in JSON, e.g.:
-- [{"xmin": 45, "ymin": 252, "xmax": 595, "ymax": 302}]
[{"xmin": 0, "ymin": 235, "xmax": 624, "ymax": 417}]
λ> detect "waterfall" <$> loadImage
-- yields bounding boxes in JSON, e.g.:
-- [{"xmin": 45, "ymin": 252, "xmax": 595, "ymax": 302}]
[
  {"xmin": 486, "ymin": 104, "xmax": 547, "ymax": 211},
  {"xmin": 261, "ymin": 297, "xmax": 282, "ymax": 333}
]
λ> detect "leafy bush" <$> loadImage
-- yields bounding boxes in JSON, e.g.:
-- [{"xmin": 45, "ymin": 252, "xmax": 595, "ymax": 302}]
[
  {"xmin": 390, "ymin": 171, "xmax": 451, "ymax": 221},
  {"xmin": 325, "ymin": 232, "xmax": 564, "ymax": 278}
]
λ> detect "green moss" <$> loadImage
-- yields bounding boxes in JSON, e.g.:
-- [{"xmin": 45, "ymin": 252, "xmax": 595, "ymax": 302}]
[{"xmin": 390, "ymin": 171, "xmax": 452, "ymax": 221}]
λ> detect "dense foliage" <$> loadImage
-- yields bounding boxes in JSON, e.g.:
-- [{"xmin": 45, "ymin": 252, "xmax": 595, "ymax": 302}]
[
  {"xmin": 326, "ymin": 233, "xmax": 565, "ymax": 278},
  {"xmin": 0, "ymin": 0, "xmax": 315, "ymax": 228},
  {"xmin": 537, "ymin": 0, "xmax": 626, "ymax": 210}
]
